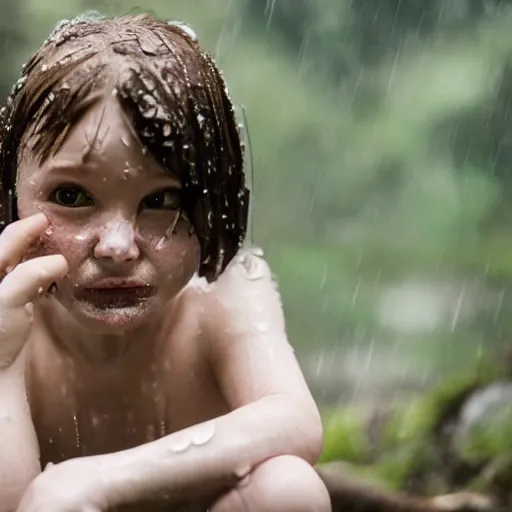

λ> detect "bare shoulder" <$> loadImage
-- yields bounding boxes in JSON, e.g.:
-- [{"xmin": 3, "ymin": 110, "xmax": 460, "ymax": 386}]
[
  {"xmin": 189, "ymin": 247, "xmax": 286, "ymax": 340},
  {"xmin": 184, "ymin": 248, "xmax": 316, "ymax": 408}
]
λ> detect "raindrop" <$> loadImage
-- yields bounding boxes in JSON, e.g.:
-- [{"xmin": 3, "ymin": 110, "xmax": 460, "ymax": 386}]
[
  {"xmin": 191, "ymin": 421, "xmax": 215, "ymax": 446},
  {"xmin": 234, "ymin": 464, "xmax": 251, "ymax": 479},
  {"xmin": 167, "ymin": 21, "xmax": 198, "ymax": 42},
  {"xmin": 238, "ymin": 251, "xmax": 265, "ymax": 280},
  {"xmin": 73, "ymin": 412, "xmax": 80, "ymax": 448},
  {"xmin": 168, "ymin": 432, "xmax": 192, "ymax": 453}
]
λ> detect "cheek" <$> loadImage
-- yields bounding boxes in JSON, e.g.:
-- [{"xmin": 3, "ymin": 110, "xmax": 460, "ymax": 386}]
[
  {"xmin": 151, "ymin": 224, "xmax": 200, "ymax": 281},
  {"xmin": 24, "ymin": 227, "xmax": 87, "ymax": 270}
]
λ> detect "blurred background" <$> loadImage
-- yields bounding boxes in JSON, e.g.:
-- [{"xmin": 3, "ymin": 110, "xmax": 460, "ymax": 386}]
[{"xmin": 5, "ymin": 0, "xmax": 512, "ymax": 412}]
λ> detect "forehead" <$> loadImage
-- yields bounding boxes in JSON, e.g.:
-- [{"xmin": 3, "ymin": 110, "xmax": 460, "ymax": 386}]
[{"xmin": 19, "ymin": 96, "xmax": 176, "ymax": 183}]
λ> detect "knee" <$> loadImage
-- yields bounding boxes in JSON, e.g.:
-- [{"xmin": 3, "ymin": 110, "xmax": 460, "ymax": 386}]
[
  {"xmin": 211, "ymin": 455, "xmax": 331, "ymax": 512},
  {"xmin": 260, "ymin": 456, "xmax": 331, "ymax": 512}
]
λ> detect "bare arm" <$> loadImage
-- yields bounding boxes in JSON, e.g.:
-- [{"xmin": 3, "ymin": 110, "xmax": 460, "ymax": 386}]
[
  {"xmin": 0, "ymin": 355, "xmax": 40, "ymax": 512},
  {"xmin": 35, "ymin": 249, "xmax": 322, "ymax": 509},
  {"xmin": 0, "ymin": 215, "xmax": 68, "ymax": 512}
]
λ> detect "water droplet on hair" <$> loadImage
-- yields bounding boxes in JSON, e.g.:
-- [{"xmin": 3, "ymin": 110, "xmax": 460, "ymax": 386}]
[
  {"xmin": 167, "ymin": 21, "xmax": 198, "ymax": 42},
  {"xmin": 142, "ymin": 106, "xmax": 157, "ymax": 119}
]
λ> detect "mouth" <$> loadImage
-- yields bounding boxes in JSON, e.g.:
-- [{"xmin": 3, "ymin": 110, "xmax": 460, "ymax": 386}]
[{"xmin": 74, "ymin": 281, "xmax": 155, "ymax": 307}]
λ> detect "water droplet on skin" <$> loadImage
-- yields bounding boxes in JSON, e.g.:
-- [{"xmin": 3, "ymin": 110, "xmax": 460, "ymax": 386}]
[
  {"xmin": 121, "ymin": 136, "xmax": 130, "ymax": 147},
  {"xmin": 191, "ymin": 421, "xmax": 215, "ymax": 446},
  {"xmin": 37, "ymin": 287, "xmax": 45, "ymax": 295},
  {"xmin": 168, "ymin": 432, "xmax": 192, "ymax": 453},
  {"xmin": 25, "ymin": 303, "xmax": 34, "ymax": 317},
  {"xmin": 75, "ymin": 234, "xmax": 87, "ymax": 241},
  {"xmin": 238, "ymin": 474, "xmax": 251, "ymax": 487},
  {"xmin": 234, "ymin": 464, "xmax": 251, "ymax": 479},
  {"xmin": 44, "ymin": 226, "xmax": 53, "ymax": 236},
  {"xmin": 237, "ymin": 251, "xmax": 266, "ymax": 280}
]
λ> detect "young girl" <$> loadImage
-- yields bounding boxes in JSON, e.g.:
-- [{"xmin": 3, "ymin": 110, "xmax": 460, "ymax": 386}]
[{"xmin": 0, "ymin": 13, "xmax": 329, "ymax": 512}]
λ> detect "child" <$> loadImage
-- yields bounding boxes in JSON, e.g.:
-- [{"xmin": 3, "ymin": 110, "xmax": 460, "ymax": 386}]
[{"xmin": 0, "ymin": 12, "xmax": 329, "ymax": 512}]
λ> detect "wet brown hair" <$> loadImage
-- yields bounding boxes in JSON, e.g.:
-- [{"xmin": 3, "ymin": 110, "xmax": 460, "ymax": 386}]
[{"xmin": 0, "ymin": 13, "xmax": 249, "ymax": 282}]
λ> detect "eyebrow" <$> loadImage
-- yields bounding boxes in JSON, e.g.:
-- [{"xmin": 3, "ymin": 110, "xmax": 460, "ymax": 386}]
[{"xmin": 44, "ymin": 161, "xmax": 182, "ymax": 186}]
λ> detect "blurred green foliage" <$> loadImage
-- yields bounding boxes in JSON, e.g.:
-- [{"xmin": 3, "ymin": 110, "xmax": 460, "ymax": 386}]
[
  {"xmin": 320, "ymin": 357, "xmax": 512, "ymax": 494},
  {"xmin": 2, "ymin": 0, "xmax": 512, "ymax": 401}
]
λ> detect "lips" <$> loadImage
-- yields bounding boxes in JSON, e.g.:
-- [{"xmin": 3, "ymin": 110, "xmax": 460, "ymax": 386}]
[{"xmin": 74, "ymin": 282, "xmax": 155, "ymax": 307}]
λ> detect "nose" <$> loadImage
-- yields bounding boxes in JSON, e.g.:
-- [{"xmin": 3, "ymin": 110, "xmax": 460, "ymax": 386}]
[{"xmin": 94, "ymin": 220, "xmax": 140, "ymax": 263}]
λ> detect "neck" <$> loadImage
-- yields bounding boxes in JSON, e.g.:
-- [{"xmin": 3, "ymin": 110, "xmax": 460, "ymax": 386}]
[{"xmin": 34, "ymin": 297, "xmax": 168, "ymax": 367}]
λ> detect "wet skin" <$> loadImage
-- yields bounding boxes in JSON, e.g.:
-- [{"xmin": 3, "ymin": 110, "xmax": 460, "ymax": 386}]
[{"xmin": 0, "ymin": 96, "xmax": 327, "ymax": 511}]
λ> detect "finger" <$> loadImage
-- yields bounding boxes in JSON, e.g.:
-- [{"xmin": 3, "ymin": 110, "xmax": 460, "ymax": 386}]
[
  {"xmin": 0, "ymin": 214, "xmax": 49, "ymax": 274},
  {"xmin": 0, "ymin": 254, "xmax": 68, "ymax": 308}
]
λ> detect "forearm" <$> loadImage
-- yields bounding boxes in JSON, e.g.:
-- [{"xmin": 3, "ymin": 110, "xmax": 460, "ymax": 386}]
[
  {"xmin": 0, "ymin": 357, "xmax": 40, "ymax": 512},
  {"xmin": 92, "ymin": 395, "xmax": 322, "ymax": 508}
]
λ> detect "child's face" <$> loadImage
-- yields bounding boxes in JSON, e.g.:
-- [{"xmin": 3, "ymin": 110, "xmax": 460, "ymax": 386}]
[{"xmin": 16, "ymin": 96, "xmax": 200, "ymax": 331}]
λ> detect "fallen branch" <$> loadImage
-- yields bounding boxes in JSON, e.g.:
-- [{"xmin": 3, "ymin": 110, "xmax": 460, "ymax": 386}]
[{"xmin": 316, "ymin": 462, "xmax": 497, "ymax": 512}]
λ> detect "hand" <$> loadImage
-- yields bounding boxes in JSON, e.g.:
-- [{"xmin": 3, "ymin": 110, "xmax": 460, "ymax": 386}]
[
  {"xmin": 16, "ymin": 459, "xmax": 108, "ymax": 512},
  {"xmin": 0, "ymin": 213, "xmax": 68, "ymax": 368}
]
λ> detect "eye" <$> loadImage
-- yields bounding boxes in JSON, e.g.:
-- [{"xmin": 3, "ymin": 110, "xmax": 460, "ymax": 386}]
[
  {"xmin": 50, "ymin": 187, "xmax": 93, "ymax": 207},
  {"xmin": 141, "ymin": 189, "xmax": 181, "ymax": 210}
]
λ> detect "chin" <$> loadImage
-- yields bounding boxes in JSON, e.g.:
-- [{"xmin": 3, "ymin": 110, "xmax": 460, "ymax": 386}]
[{"xmin": 67, "ymin": 296, "xmax": 160, "ymax": 333}]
